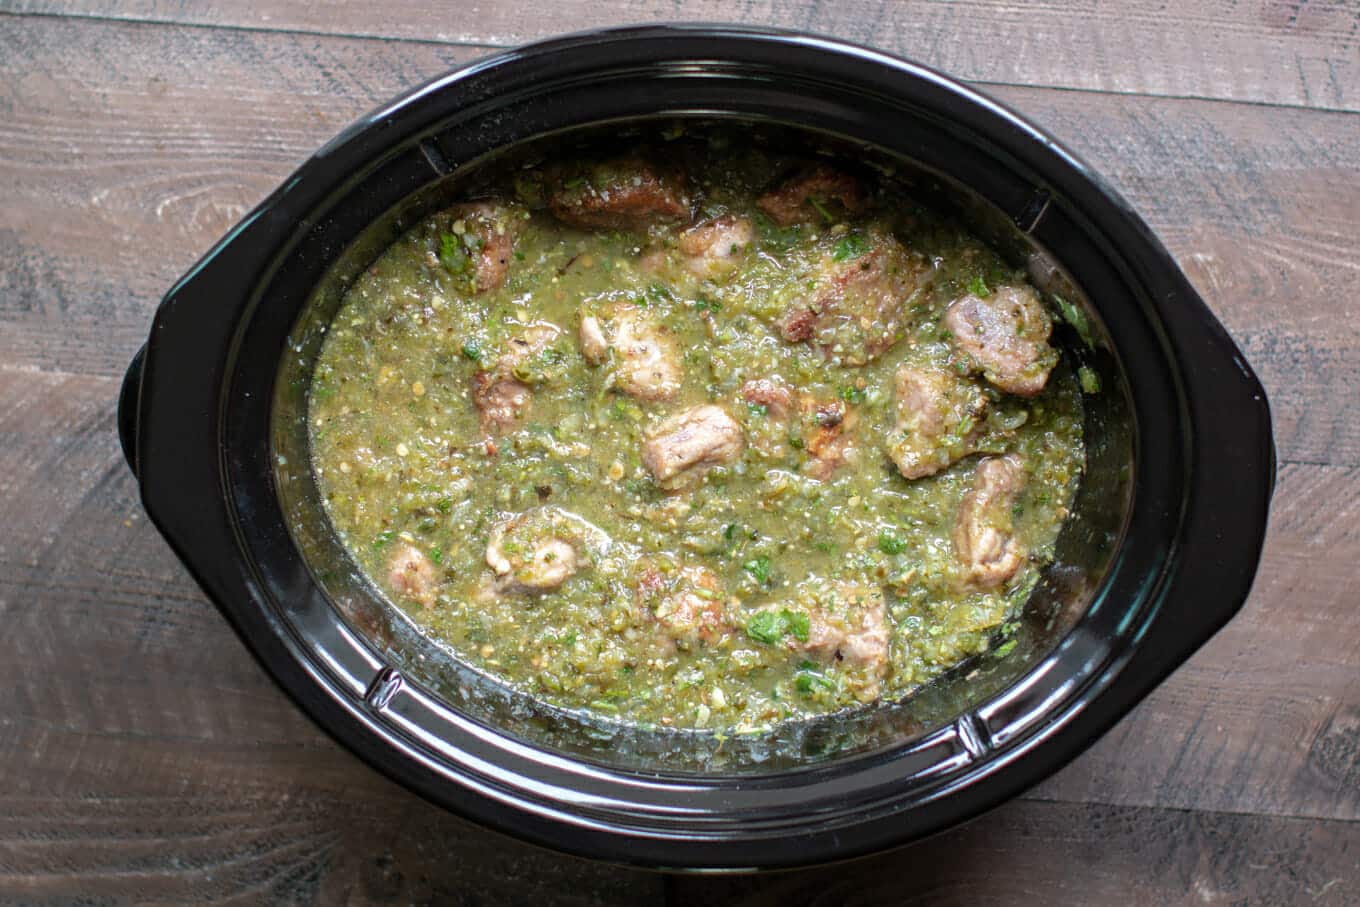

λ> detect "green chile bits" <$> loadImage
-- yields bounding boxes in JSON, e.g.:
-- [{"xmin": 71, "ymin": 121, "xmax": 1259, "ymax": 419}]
[{"xmin": 306, "ymin": 142, "xmax": 1084, "ymax": 731}]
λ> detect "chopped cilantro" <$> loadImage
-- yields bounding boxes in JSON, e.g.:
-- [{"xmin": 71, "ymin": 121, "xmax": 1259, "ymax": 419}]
[
  {"xmin": 745, "ymin": 611, "xmax": 783, "ymax": 645},
  {"xmin": 877, "ymin": 531, "xmax": 907, "ymax": 555},
  {"xmin": 806, "ymin": 196, "xmax": 835, "ymax": 224},
  {"xmin": 831, "ymin": 232, "xmax": 871, "ymax": 262},
  {"xmin": 1055, "ymin": 294, "xmax": 1096, "ymax": 349},
  {"xmin": 745, "ymin": 608, "xmax": 809, "ymax": 645},
  {"xmin": 461, "ymin": 340, "xmax": 481, "ymax": 362},
  {"xmin": 429, "ymin": 546, "xmax": 443, "ymax": 565},
  {"xmin": 748, "ymin": 402, "xmax": 769, "ymax": 418},
  {"xmin": 967, "ymin": 274, "xmax": 991, "ymax": 297},
  {"xmin": 840, "ymin": 386, "xmax": 867, "ymax": 405},
  {"xmin": 371, "ymin": 530, "xmax": 395, "ymax": 551},
  {"xmin": 743, "ymin": 555, "xmax": 772, "ymax": 585},
  {"xmin": 795, "ymin": 669, "xmax": 835, "ymax": 695}
]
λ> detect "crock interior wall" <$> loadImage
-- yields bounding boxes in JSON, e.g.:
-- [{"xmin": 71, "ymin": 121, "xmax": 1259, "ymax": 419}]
[{"xmin": 271, "ymin": 118, "xmax": 1134, "ymax": 773}]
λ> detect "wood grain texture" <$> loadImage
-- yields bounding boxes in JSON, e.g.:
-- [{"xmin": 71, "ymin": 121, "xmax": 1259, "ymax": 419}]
[
  {"xmin": 668, "ymin": 801, "xmax": 1359, "ymax": 906},
  {"xmin": 0, "ymin": 796, "xmax": 670, "ymax": 905},
  {"xmin": 2, "ymin": 2, "xmax": 1358, "ymax": 901},
  {"xmin": 1, "ymin": 15, "xmax": 1358, "ymax": 466},
  {"xmin": 1033, "ymin": 461, "xmax": 1360, "ymax": 822},
  {"xmin": 2, "ymin": 796, "xmax": 1356, "ymax": 905},
  {"xmin": 4, "ymin": 0, "xmax": 1358, "ymax": 112},
  {"xmin": 0, "ymin": 15, "xmax": 479, "ymax": 385}
]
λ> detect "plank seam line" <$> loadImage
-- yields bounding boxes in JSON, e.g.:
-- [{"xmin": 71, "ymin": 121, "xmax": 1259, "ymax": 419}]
[
  {"xmin": 0, "ymin": 7, "xmax": 503, "ymax": 52},
  {"xmin": 1, "ymin": 8, "xmax": 1356, "ymax": 118},
  {"xmin": 1014, "ymin": 790, "xmax": 1360, "ymax": 826}
]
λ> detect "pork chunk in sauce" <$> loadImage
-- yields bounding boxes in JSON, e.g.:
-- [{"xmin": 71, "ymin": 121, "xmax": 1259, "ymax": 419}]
[
  {"xmin": 470, "ymin": 323, "xmax": 565, "ymax": 434},
  {"xmin": 756, "ymin": 164, "xmax": 867, "ymax": 226},
  {"xmin": 954, "ymin": 455, "xmax": 1028, "ymax": 588},
  {"xmin": 485, "ymin": 507, "xmax": 598, "ymax": 595},
  {"xmin": 578, "ymin": 304, "xmax": 684, "ymax": 401},
  {"xmin": 777, "ymin": 228, "xmax": 931, "ymax": 366},
  {"xmin": 677, "ymin": 214, "xmax": 754, "ymax": 280},
  {"xmin": 443, "ymin": 201, "xmax": 523, "ymax": 294},
  {"xmin": 945, "ymin": 285, "xmax": 1058, "ymax": 397},
  {"xmin": 888, "ymin": 364, "xmax": 990, "ymax": 480},
  {"xmin": 739, "ymin": 379, "xmax": 857, "ymax": 480},
  {"xmin": 386, "ymin": 543, "xmax": 438, "ymax": 607},
  {"xmin": 793, "ymin": 581, "xmax": 890, "ymax": 702},
  {"xmin": 636, "ymin": 563, "xmax": 731, "ymax": 647},
  {"xmin": 549, "ymin": 157, "xmax": 691, "ymax": 231},
  {"xmin": 641, "ymin": 405, "xmax": 744, "ymax": 489}
]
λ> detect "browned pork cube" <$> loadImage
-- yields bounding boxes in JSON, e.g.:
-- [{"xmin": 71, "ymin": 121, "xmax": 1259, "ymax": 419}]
[
  {"xmin": 756, "ymin": 164, "xmax": 867, "ymax": 226},
  {"xmin": 954, "ymin": 455, "xmax": 1028, "ymax": 588},
  {"xmin": 578, "ymin": 305, "xmax": 683, "ymax": 401},
  {"xmin": 944, "ymin": 284, "xmax": 1057, "ymax": 397},
  {"xmin": 641, "ymin": 405, "xmax": 744, "ymax": 489},
  {"xmin": 777, "ymin": 230, "xmax": 930, "ymax": 366},
  {"xmin": 549, "ymin": 157, "xmax": 691, "ymax": 230},
  {"xmin": 888, "ymin": 364, "xmax": 989, "ymax": 480}
]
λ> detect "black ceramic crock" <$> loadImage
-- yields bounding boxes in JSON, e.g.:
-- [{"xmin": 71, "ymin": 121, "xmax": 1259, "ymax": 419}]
[{"xmin": 118, "ymin": 25, "xmax": 1275, "ymax": 870}]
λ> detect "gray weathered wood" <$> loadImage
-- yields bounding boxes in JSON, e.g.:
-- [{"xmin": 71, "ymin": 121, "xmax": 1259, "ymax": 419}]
[
  {"xmin": 1, "ymin": 2, "xmax": 1357, "ymax": 901},
  {"xmin": 1, "ymin": 16, "xmax": 1358, "ymax": 466},
  {"xmin": 669, "ymin": 801, "xmax": 1359, "ymax": 906},
  {"xmin": 4, "ymin": 0, "xmax": 1357, "ymax": 111}
]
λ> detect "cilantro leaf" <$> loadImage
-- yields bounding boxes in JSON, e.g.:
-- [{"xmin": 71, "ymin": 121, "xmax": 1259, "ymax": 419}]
[
  {"xmin": 743, "ymin": 555, "xmax": 772, "ymax": 585},
  {"xmin": 831, "ymin": 232, "xmax": 871, "ymax": 262},
  {"xmin": 877, "ymin": 531, "xmax": 907, "ymax": 555}
]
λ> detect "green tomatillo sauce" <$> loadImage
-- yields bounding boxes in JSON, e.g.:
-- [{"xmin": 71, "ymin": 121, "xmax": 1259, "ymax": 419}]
[{"xmin": 305, "ymin": 142, "xmax": 1084, "ymax": 732}]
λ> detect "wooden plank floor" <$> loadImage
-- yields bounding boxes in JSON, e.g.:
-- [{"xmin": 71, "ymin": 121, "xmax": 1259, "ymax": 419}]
[{"xmin": 1, "ymin": 2, "xmax": 1357, "ymax": 903}]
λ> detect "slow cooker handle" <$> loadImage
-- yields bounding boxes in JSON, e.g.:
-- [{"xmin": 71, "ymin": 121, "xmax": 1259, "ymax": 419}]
[{"xmin": 118, "ymin": 343, "xmax": 146, "ymax": 478}]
